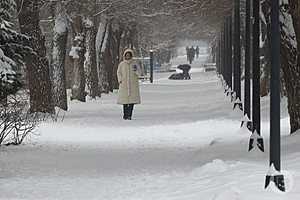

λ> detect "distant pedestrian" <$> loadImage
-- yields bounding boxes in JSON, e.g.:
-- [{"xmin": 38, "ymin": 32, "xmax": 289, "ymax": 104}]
[
  {"xmin": 186, "ymin": 46, "xmax": 189, "ymax": 62},
  {"xmin": 191, "ymin": 46, "xmax": 195, "ymax": 62},
  {"xmin": 196, "ymin": 46, "xmax": 199, "ymax": 58},
  {"xmin": 187, "ymin": 46, "xmax": 195, "ymax": 64},
  {"xmin": 117, "ymin": 49, "xmax": 141, "ymax": 120}
]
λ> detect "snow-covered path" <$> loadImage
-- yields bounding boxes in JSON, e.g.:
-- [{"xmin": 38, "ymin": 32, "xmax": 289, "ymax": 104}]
[{"xmin": 1, "ymin": 56, "xmax": 300, "ymax": 200}]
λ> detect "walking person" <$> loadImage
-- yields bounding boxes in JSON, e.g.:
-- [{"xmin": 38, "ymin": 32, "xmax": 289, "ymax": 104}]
[
  {"xmin": 187, "ymin": 47, "xmax": 194, "ymax": 64},
  {"xmin": 190, "ymin": 46, "xmax": 196, "ymax": 63},
  {"xmin": 196, "ymin": 46, "xmax": 199, "ymax": 59},
  {"xmin": 186, "ymin": 46, "xmax": 190, "ymax": 62},
  {"xmin": 117, "ymin": 48, "xmax": 141, "ymax": 120}
]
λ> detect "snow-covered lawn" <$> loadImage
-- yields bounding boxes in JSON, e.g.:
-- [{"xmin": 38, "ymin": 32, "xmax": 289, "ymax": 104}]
[{"xmin": 1, "ymin": 57, "xmax": 300, "ymax": 200}]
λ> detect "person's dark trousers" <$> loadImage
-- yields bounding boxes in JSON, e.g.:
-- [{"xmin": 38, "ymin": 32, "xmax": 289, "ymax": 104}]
[
  {"xmin": 123, "ymin": 104, "xmax": 127, "ymax": 119},
  {"xmin": 128, "ymin": 104, "xmax": 134, "ymax": 119},
  {"xmin": 123, "ymin": 104, "xmax": 134, "ymax": 120}
]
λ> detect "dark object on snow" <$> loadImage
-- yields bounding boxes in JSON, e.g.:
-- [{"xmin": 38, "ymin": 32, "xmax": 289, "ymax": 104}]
[
  {"xmin": 168, "ymin": 73, "xmax": 184, "ymax": 80},
  {"xmin": 177, "ymin": 64, "xmax": 191, "ymax": 79},
  {"xmin": 168, "ymin": 64, "xmax": 191, "ymax": 80},
  {"xmin": 265, "ymin": 174, "xmax": 285, "ymax": 192},
  {"xmin": 177, "ymin": 64, "xmax": 191, "ymax": 71},
  {"xmin": 203, "ymin": 63, "xmax": 216, "ymax": 72}
]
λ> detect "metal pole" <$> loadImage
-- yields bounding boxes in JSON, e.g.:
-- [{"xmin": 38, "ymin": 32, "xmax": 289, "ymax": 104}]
[
  {"xmin": 270, "ymin": 0, "xmax": 281, "ymax": 173},
  {"xmin": 218, "ymin": 38, "xmax": 221, "ymax": 76},
  {"xmin": 225, "ymin": 17, "xmax": 233, "ymax": 97},
  {"xmin": 230, "ymin": 14, "xmax": 235, "ymax": 101},
  {"xmin": 216, "ymin": 39, "xmax": 219, "ymax": 75},
  {"xmin": 219, "ymin": 34, "xmax": 222, "ymax": 78},
  {"xmin": 221, "ymin": 27, "xmax": 225, "ymax": 85},
  {"xmin": 249, "ymin": 0, "xmax": 264, "ymax": 152},
  {"xmin": 219, "ymin": 35, "xmax": 224, "ymax": 85},
  {"xmin": 242, "ymin": 0, "xmax": 252, "ymax": 129},
  {"xmin": 265, "ymin": 0, "xmax": 285, "ymax": 192},
  {"xmin": 244, "ymin": 0, "xmax": 251, "ymax": 119},
  {"xmin": 150, "ymin": 50, "xmax": 154, "ymax": 83},
  {"xmin": 222, "ymin": 24, "xmax": 227, "ymax": 86},
  {"xmin": 228, "ymin": 16, "xmax": 233, "ymax": 92},
  {"xmin": 224, "ymin": 21, "xmax": 229, "ymax": 88},
  {"xmin": 252, "ymin": 0, "xmax": 260, "ymax": 136},
  {"xmin": 233, "ymin": 0, "xmax": 242, "ymax": 110},
  {"xmin": 217, "ymin": 37, "xmax": 220, "ymax": 75}
]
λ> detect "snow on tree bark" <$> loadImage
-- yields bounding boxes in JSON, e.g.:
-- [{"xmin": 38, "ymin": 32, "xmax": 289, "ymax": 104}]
[
  {"xmin": 260, "ymin": 1, "xmax": 271, "ymax": 97},
  {"xmin": 261, "ymin": 0, "xmax": 300, "ymax": 134},
  {"xmin": 50, "ymin": 1, "xmax": 68, "ymax": 110},
  {"xmin": 110, "ymin": 22, "xmax": 123, "ymax": 90},
  {"xmin": 84, "ymin": 17, "xmax": 100, "ymax": 98},
  {"xmin": 103, "ymin": 23, "xmax": 114, "ymax": 93},
  {"xmin": 0, "ymin": 49, "xmax": 17, "ymax": 101},
  {"xmin": 16, "ymin": 0, "xmax": 54, "ymax": 113},
  {"xmin": 69, "ymin": 16, "xmax": 86, "ymax": 102},
  {"xmin": 120, "ymin": 24, "xmax": 138, "ymax": 50},
  {"xmin": 284, "ymin": 0, "xmax": 300, "ymax": 133},
  {"xmin": 0, "ymin": 0, "xmax": 21, "ymax": 101},
  {"xmin": 95, "ymin": 20, "xmax": 106, "ymax": 71},
  {"xmin": 100, "ymin": 21, "xmax": 124, "ymax": 92},
  {"xmin": 96, "ymin": 19, "xmax": 110, "ymax": 94}
]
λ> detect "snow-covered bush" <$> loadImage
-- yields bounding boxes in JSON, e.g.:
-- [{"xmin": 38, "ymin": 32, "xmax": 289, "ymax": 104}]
[
  {"xmin": 0, "ymin": 49, "xmax": 20, "ymax": 99},
  {"xmin": 0, "ymin": 1, "xmax": 19, "ymax": 99},
  {"xmin": 0, "ymin": 0, "xmax": 39, "ymax": 145},
  {"xmin": 0, "ymin": 94, "xmax": 40, "ymax": 146},
  {"xmin": 0, "ymin": 0, "xmax": 33, "ymax": 100}
]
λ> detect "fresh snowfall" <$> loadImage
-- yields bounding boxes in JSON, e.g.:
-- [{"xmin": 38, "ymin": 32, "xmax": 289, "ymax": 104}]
[{"xmin": 1, "ymin": 50, "xmax": 300, "ymax": 200}]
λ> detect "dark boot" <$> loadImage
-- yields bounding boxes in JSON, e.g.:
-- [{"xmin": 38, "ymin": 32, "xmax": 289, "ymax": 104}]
[
  {"xmin": 123, "ymin": 104, "xmax": 128, "ymax": 120},
  {"xmin": 128, "ymin": 104, "xmax": 134, "ymax": 120}
]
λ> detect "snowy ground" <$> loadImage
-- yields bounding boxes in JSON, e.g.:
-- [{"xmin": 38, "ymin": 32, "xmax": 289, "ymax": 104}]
[{"xmin": 1, "ymin": 55, "xmax": 300, "ymax": 200}]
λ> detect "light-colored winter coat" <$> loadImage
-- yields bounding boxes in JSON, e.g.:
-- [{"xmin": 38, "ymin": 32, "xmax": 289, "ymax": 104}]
[{"xmin": 117, "ymin": 49, "xmax": 141, "ymax": 105}]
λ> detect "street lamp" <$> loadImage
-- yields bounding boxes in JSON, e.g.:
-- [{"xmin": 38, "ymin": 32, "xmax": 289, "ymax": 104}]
[{"xmin": 149, "ymin": 50, "xmax": 154, "ymax": 83}]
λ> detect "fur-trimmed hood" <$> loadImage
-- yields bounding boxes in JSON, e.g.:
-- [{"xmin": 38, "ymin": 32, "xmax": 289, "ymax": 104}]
[{"xmin": 122, "ymin": 48, "xmax": 134, "ymax": 61}]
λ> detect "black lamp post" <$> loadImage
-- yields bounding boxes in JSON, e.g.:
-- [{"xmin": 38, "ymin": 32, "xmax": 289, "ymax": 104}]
[
  {"xmin": 249, "ymin": 0, "xmax": 264, "ymax": 152},
  {"xmin": 265, "ymin": 0, "xmax": 285, "ymax": 192},
  {"xmin": 233, "ymin": 0, "xmax": 242, "ymax": 111},
  {"xmin": 227, "ymin": 17, "xmax": 233, "ymax": 96},
  {"xmin": 241, "ymin": 0, "xmax": 252, "ymax": 130},
  {"xmin": 149, "ymin": 50, "xmax": 154, "ymax": 83}
]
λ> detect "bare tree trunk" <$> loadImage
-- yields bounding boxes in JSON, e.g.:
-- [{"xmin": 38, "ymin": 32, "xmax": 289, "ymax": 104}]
[
  {"xmin": 16, "ymin": 0, "xmax": 54, "ymax": 113},
  {"xmin": 121, "ymin": 24, "xmax": 138, "ymax": 50},
  {"xmin": 125, "ymin": 28, "xmax": 131, "ymax": 49},
  {"xmin": 50, "ymin": 1, "xmax": 68, "ymax": 110},
  {"xmin": 261, "ymin": 1, "xmax": 271, "ymax": 97},
  {"xmin": 110, "ymin": 22, "xmax": 123, "ymax": 90},
  {"xmin": 96, "ymin": 20, "xmax": 110, "ymax": 94},
  {"xmin": 130, "ymin": 23, "xmax": 139, "ymax": 50},
  {"xmin": 285, "ymin": 0, "xmax": 300, "ymax": 133},
  {"xmin": 119, "ymin": 24, "xmax": 127, "ymax": 58},
  {"xmin": 104, "ymin": 23, "xmax": 114, "ymax": 92},
  {"xmin": 84, "ymin": 17, "xmax": 100, "ymax": 98},
  {"xmin": 70, "ymin": 16, "xmax": 86, "ymax": 102}
]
